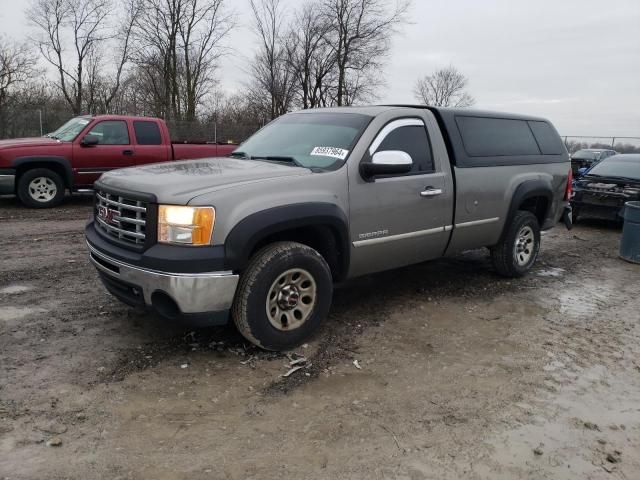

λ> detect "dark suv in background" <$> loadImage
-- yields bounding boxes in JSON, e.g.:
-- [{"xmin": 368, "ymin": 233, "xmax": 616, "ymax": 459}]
[
  {"xmin": 571, "ymin": 154, "xmax": 640, "ymax": 223},
  {"xmin": 570, "ymin": 148, "xmax": 618, "ymax": 176}
]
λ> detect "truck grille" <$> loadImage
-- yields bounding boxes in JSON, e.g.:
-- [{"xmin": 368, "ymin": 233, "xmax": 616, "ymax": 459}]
[{"xmin": 95, "ymin": 189, "xmax": 147, "ymax": 246}]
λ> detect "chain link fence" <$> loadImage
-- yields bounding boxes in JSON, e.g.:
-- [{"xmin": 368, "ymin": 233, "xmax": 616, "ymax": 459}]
[
  {"xmin": 563, "ymin": 136, "xmax": 640, "ymax": 154},
  {"xmin": 0, "ymin": 107, "xmax": 71, "ymax": 139},
  {"xmin": 165, "ymin": 120, "xmax": 263, "ymax": 144},
  {"xmin": 0, "ymin": 108, "xmax": 263, "ymax": 144}
]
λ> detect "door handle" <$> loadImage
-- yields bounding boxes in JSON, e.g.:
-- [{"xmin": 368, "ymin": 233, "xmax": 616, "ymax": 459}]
[
  {"xmin": 420, "ymin": 187, "xmax": 443, "ymax": 197},
  {"xmin": 123, "ymin": 149, "xmax": 134, "ymax": 156}
]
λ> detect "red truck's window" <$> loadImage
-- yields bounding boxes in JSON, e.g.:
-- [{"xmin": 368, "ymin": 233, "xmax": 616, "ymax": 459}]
[
  {"xmin": 133, "ymin": 121, "xmax": 162, "ymax": 145},
  {"xmin": 87, "ymin": 121, "xmax": 130, "ymax": 145}
]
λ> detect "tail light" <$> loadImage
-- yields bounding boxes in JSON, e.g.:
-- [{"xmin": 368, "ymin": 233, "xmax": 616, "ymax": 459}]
[{"xmin": 564, "ymin": 169, "xmax": 573, "ymax": 201}]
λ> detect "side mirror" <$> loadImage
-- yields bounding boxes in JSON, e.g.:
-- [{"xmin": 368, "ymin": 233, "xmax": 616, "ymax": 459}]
[
  {"xmin": 360, "ymin": 150, "xmax": 413, "ymax": 179},
  {"xmin": 81, "ymin": 135, "xmax": 99, "ymax": 146}
]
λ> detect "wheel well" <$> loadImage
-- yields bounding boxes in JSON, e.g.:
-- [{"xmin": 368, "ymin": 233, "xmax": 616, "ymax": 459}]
[
  {"xmin": 16, "ymin": 162, "xmax": 71, "ymax": 189},
  {"xmin": 518, "ymin": 196, "xmax": 549, "ymax": 226},
  {"xmin": 250, "ymin": 225, "xmax": 346, "ymax": 281}
]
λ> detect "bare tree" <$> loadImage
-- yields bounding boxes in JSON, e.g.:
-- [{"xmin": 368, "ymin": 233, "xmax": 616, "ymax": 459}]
[
  {"xmin": 132, "ymin": 0, "xmax": 233, "ymax": 120},
  {"xmin": 179, "ymin": 0, "xmax": 233, "ymax": 120},
  {"xmin": 286, "ymin": 1, "xmax": 335, "ymax": 109},
  {"xmin": 0, "ymin": 39, "xmax": 38, "ymax": 137},
  {"xmin": 98, "ymin": 0, "xmax": 140, "ymax": 112},
  {"xmin": 248, "ymin": 0, "xmax": 296, "ymax": 120},
  {"xmin": 414, "ymin": 65, "xmax": 475, "ymax": 107},
  {"xmin": 0, "ymin": 39, "xmax": 37, "ymax": 113},
  {"xmin": 29, "ymin": 0, "xmax": 108, "ymax": 114},
  {"xmin": 323, "ymin": 0, "xmax": 410, "ymax": 106},
  {"xmin": 28, "ymin": 0, "xmax": 135, "ymax": 114}
]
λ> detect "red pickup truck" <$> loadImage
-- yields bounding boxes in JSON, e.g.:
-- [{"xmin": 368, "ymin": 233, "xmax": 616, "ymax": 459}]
[{"xmin": 0, "ymin": 115, "xmax": 237, "ymax": 207}]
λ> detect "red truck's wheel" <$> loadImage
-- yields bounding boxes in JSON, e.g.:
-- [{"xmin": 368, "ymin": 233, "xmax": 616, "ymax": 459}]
[
  {"xmin": 231, "ymin": 241, "xmax": 333, "ymax": 351},
  {"xmin": 17, "ymin": 168, "xmax": 65, "ymax": 208}
]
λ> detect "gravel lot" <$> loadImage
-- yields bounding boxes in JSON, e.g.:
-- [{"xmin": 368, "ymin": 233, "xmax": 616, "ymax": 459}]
[{"xmin": 1, "ymin": 195, "xmax": 639, "ymax": 480}]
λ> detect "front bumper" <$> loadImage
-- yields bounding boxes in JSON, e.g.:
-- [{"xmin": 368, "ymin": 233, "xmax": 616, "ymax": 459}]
[
  {"xmin": 571, "ymin": 190, "xmax": 635, "ymax": 221},
  {"xmin": 571, "ymin": 200, "xmax": 622, "ymax": 221},
  {"xmin": 87, "ymin": 241, "xmax": 239, "ymax": 324},
  {"xmin": 0, "ymin": 171, "xmax": 15, "ymax": 195}
]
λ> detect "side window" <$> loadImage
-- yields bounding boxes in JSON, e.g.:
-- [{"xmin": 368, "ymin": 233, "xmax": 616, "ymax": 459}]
[
  {"xmin": 456, "ymin": 116, "xmax": 540, "ymax": 157},
  {"xmin": 134, "ymin": 121, "xmax": 162, "ymax": 145},
  {"xmin": 528, "ymin": 121, "xmax": 564, "ymax": 155},
  {"xmin": 374, "ymin": 123, "xmax": 434, "ymax": 174},
  {"xmin": 86, "ymin": 121, "xmax": 130, "ymax": 145}
]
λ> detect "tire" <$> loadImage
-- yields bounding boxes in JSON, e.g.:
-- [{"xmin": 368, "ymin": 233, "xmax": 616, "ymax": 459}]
[
  {"xmin": 17, "ymin": 168, "xmax": 65, "ymax": 208},
  {"xmin": 231, "ymin": 241, "xmax": 333, "ymax": 351},
  {"xmin": 572, "ymin": 208, "xmax": 579, "ymax": 224},
  {"xmin": 491, "ymin": 210, "xmax": 541, "ymax": 278}
]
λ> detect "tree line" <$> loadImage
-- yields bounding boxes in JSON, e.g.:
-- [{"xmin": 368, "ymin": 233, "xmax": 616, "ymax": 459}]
[{"xmin": 1, "ymin": 0, "xmax": 480, "ymax": 140}]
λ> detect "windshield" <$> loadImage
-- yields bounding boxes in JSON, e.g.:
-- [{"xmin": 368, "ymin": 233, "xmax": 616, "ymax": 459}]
[
  {"xmin": 47, "ymin": 117, "xmax": 91, "ymax": 141},
  {"xmin": 587, "ymin": 159, "xmax": 640, "ymax": 180},
  {"xmin": 572, "ymin": 150, "xmax": 601, "ymax": 160},
  {"xmin": 233, "ymin": 112, "xmax": 371, "ymax": 170}
]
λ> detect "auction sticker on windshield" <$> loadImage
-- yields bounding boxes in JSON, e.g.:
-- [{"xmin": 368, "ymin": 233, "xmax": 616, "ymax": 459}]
[{"xmin": 310, "ymin": 146, "xmax": 349, "ymax": 160}]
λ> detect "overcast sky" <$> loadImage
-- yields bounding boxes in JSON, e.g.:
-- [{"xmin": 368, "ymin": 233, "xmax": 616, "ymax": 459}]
[{"xmin": 1, "ymin": 0, "xmax": 639, "ymax": 137}]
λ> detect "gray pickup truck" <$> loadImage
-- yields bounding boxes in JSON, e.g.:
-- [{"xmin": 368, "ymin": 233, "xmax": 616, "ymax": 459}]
[{"xmin": 85, "ymin": 106, "xmax": 572, "ymax": 350}]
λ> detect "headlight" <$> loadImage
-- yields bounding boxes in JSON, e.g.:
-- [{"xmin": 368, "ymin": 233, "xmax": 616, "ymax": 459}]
[{"xmin": 158, "ymin": 205, "xmax": 215, "ymax": 245}]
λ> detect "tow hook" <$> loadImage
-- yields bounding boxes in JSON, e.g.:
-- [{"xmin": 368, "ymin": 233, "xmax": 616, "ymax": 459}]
[{"xmin": 562, "ymin": 206, "xmax": 573, "ymax": 230}]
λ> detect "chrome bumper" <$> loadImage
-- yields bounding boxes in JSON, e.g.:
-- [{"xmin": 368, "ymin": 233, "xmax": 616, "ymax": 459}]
[
  {"xmin": 0, "ymin": 174, "xmax": 15, "ymax": 194},
  {"xmin": 87, "ymin": 242, "xmax": 239, "ymax": 314}
]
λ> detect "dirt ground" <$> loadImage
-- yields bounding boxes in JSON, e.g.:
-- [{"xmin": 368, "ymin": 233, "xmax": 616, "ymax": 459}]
[{"xmin": 0, "ymin": 194, "xmax": 639, "ymax": 480}]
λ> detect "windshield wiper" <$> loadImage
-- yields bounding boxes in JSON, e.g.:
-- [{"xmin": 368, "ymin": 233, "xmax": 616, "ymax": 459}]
[
  {"xmin": 251, "ymin": 155, "xmax": 304, "ymax": 168},
  {"xmin": 230, "ymin": 151, "xmax": 249, "ymax": 158}
]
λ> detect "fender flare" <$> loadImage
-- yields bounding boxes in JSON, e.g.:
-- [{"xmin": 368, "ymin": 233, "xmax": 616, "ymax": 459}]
[
  {"xmin": 503, "ymin": 179, "xmax": 554, "ymax": 236},
  {"xmin": 224, "ymin": 203, "xmax": 350, "ymax": 278},
  {"xmin": 12, "ymin": 156, "xmax": 74, "ymax": 188}
]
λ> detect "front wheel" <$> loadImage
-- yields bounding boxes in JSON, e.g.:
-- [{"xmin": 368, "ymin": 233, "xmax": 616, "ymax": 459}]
[
  {"xmin": 17, "ymin": 168, "xmax": 65, "ymax": 208},
  {"xmin": 231, "ymin": 241, "xmax": 333, "ymax": 351},
  {"xmin": 491, "ymin": 210, "xmax": 541, "ymax": 277}
]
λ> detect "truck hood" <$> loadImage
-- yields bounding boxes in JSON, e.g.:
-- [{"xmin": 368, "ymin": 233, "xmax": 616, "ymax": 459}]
[
  {"xmin": 0, "ymin": 137, "xmax": 64, "ymax": 150},
  {"xmin": 97, "ymin": 157, "xmax": 312, "ymax": 204}
]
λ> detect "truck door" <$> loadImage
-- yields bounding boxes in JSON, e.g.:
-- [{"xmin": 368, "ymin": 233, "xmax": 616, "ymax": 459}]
[
  {"xmin": 73, "ymin": 120, "xmax": 135, "ymax": 186},
  {"xmin": 131, "ymin": 120, "xmax": 170, "ymax": 166},
  {"xmin": 347, "ymin": 112, "xmax": 454, "ymax": 277}
]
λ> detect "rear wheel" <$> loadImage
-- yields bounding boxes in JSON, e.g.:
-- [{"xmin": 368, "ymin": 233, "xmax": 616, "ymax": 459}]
[
  {"xmin": 231, "ymin": 241, "xmax": 333, "ymax": 351},
  {"xmin": 491, "ymin": 210, "xmax": 541, "ymax": 277},
  {"xmin": 17, "ymin": 168, "xmax": 65, "ymax": 208}
]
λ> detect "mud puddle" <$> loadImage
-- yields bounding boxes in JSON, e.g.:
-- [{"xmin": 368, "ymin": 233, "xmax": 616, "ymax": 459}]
[
  {"xmin": 481, "ymin": 363, "xmax": 640, "ymax": 479},
  {"xmin": 0, "ymin": 306, "xmax": 46, "ymax": 322},
  {"xmin": 557, "ymin": 278, "xmax": 617, "ymax": 318},
  {"xmin": 0, "ymin": 285, "xmax": 33, "ymax": 295}
]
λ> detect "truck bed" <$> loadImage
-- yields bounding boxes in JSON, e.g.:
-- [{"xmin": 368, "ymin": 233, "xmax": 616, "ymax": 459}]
[{"xmin": 171, "ymin": 142, "xmax": 237, "ymax": 160}]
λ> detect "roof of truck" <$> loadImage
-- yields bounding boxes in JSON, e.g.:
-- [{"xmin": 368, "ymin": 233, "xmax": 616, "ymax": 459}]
[{"xmin": 293, "ymin": 104, "xmax": 549, "ymax": 122}]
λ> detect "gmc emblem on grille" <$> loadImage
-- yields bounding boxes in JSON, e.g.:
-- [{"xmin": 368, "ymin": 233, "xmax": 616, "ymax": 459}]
[{"xmin": 97, "ymin": 206, "xmax": 119, "ymax": 225}]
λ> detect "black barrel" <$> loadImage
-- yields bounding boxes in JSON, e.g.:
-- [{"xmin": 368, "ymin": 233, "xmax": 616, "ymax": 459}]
[{"xmin": 620, "ymin": 201, "xmax": 640, "ymax": 264}]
